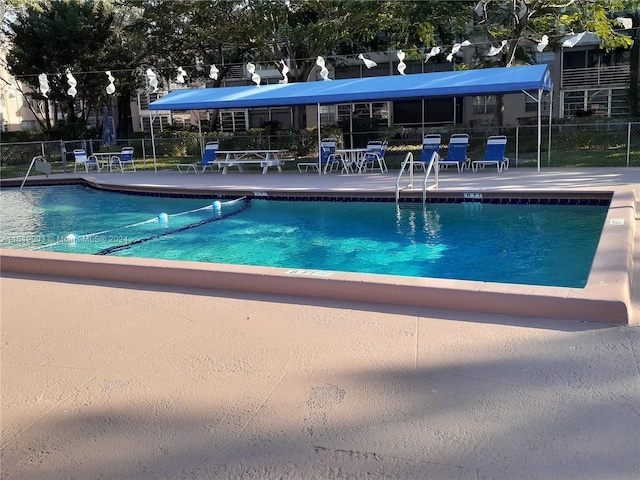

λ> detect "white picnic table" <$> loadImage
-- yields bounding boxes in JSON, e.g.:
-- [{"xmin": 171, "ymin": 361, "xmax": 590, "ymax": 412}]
[{"xmin": 216, "ymin": 149, "xmax": 291, "ymax": 174}]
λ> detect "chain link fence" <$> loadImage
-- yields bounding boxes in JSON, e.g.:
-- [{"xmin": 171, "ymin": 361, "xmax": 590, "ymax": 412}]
[{"xmin": 1, "ymin": 121, "xmax": 638, "ymax": 179}]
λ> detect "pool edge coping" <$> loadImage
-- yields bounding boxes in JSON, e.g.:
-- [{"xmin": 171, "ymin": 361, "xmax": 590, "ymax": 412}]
[{"xmin": 0, "ymin": 188, "xmax": 635, "ymax": 325}]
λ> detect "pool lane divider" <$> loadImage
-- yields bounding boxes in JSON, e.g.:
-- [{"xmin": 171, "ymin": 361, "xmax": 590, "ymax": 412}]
[
  {"xmin": 96, "ymin": 197, "xmax": 250, "ymax": 255},
  {"xmin": 31, "ymin": 197, "xmax": 249, "ymax": 253}
]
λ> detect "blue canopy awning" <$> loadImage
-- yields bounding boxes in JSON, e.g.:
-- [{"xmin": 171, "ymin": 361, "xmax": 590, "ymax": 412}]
[{"xmin": 149, "ymin": 64, "xmax": 553, "ymax": 111}]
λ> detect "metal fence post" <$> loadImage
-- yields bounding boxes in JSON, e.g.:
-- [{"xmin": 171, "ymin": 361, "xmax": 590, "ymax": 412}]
[
  {"xmin": 515, "ymin": 125, "xmax": 519, "ymax": 167},
  {"xmin": 60, "ymin": 140, "xmax": 66, "ymax": 172},
  {"xmin": 627, "ymin": 121, "xmax": 631, "ymax": 168}
]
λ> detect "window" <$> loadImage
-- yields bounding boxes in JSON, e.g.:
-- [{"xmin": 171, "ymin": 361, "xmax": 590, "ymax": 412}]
[
  {"xmin": 138, "ymin": 92, "xmax": 164, "ymax": 110},
  {"xmin": 319, "ymin": 105, "xmax": 338, "ymax": 124},
  {"xmin": 563, "ymin": 90, "xmax": 586, "ymax": 117},
  {"xmin": 610, "ymin": 88, "xmax": 629, "ymax": 116},
  {"xmin": 218, "ymin": 110, "xmax": 247, "ymax": 132},
  {"xmin": 561, "ymin": 88, "xmax": 629, "ymax": 117},
  {"xmin": 525, "ymin": 94, "xmax": 551, "ymax": 113},
  {"xmin": 337, "ymin": 102, "xmax": 389, "ymax": 126},
  {"xmin": 472, "ymin": 95, "xmax": 496, "ymax": 115}
]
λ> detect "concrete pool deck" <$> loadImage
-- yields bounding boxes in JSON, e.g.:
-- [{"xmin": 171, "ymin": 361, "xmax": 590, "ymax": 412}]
[{"xmin": 1, "ymin": 167, "xmax": 640, "ymax": 479}]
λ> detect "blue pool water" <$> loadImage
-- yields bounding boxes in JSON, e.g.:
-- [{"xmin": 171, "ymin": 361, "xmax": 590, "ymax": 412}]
[{"xmin": 0, "ymin": 186, "xmax": 608, "ymax": 287}]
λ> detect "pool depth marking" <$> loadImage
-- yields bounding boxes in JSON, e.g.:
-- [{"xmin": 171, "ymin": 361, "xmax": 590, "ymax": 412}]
[{"xmin": 286, "ymin": 269, "xmax": 335, "ymax": 277}]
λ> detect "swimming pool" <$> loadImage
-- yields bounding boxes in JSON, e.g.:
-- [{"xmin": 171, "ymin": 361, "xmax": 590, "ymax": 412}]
[{"xmin": 0, "ymin": 185, "xmax": 608, "ymax": 288}]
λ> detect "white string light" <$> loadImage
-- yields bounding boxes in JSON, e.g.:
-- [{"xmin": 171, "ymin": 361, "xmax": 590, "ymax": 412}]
[
  {"xmin": 176, "ymin": 66, "xmax": 187, "ymax": 84},
  {"xmin": 397, "ymin": 50, "xmax": 406, "ymax": 75},
  {"xmin": 246, "ymin": 62, "xmax": 261, "ymax": 86},
  {"xmin": 537, "ymin": 34, "xmax": 549, "ymax": 52},
  {"xmin": 316, "ymin": 56, "xmax": 330, "ymax": 81},
  {"xmin": 13, "ymin": 27, "xmax": 637, "ymax": 87},
  {"xmin": 66, "ymin": 70, "xmax": 77, "ymax": 97},
  {"xmin": 487, "ymin": 40, "xmax": 507, "ymax": 56},
  {"xmin": 209, "ymin": 64, "xmax": 219, "ymax": 80},
  {"xmin": 446, "ymin": 40, "xmax": 471, "ymax": 62},
  {"xmin": 279, "ymin": 59, "xmax": 289, "ymax": 84},
  {"xmin": 146, "ymin": 68, "xmax": 158, "ymax": 92},
  {"xmin": 424, "ymin": 46, "xmax": 440, "ymax": 63},
  {"xmin": 38, "ymin": 73, "xmax": 49, "ymax": 97},
  {"xmin": 358, "ymin": 53, "xmax": 377, "ymax": 69},
  {"xmin": 105, "ymin": 70, "xmax": 115, "ymax": 94}
]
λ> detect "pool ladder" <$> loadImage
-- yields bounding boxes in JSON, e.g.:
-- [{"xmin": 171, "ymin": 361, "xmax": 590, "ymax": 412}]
[
  {"xmin": 395, "ymin": 151, "xmax": 439, "ymax": 203},
  {"xmin": 20, "ymin": 155, "xmax": 51, "ymax": 192}
]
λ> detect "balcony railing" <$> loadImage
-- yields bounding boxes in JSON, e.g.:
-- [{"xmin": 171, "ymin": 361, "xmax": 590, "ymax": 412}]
[{"xmin": 562, "ymin": 65, "xmax": 630, "ymax": 88}]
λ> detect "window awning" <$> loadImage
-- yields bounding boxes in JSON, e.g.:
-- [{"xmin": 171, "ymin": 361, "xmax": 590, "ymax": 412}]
[{"xmin": 149, "ymin": 64, "xmax": 553, "ymax": 111}]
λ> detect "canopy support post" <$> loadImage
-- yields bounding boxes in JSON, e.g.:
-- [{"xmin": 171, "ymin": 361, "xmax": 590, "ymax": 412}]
[
  {"xmin": 150, "ymin": 112, "xmax": 157, "ymax": 174},
  {"xmin": 547, "ymin": 91, "xmax": 553, "ymax": 168},
  {"xmin": 317, "ymin": 103, "xmax": 322, "ymax": 175},
  {"xmin": 196, "ymin": 110, "xmax": 204, "ymax": 155},
  {"xmin": 537, "ymin": 88, "xmax": 542, "ymax": 173}
]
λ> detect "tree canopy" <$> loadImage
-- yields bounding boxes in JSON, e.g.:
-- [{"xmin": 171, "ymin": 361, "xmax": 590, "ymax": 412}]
[{"xmin": 3, "ymin": 0, "xmax": 638, "ymax": 134}]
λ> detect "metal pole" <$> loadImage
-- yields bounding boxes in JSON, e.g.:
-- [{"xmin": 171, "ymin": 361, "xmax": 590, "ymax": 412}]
[
  {"xmin": 537, "ymin": 89, "xmax": 542, "ymax": 173},
  {"xmin": 515, "ymin": 125, "xmax": 519, "ymax": 167},
  {"xmin": 627, "ymin": 121, "xmax": 631, "ymax": 167},
  {"xmin": 317, "ymin": 103, "xmax": 322, "ymax": 174},
  {"xmin": 547, "ymin": 91, "xmax": 553, "ymax": 167},
  {"xmin": 150, "ymin": 113, "xmax": 157, "ymax": 173},
  {"xmin": 197, "ymin": 111, "xmax": 204, "ymax": 155}
]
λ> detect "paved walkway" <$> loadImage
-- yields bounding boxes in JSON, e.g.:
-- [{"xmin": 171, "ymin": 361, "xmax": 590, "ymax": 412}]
[{"xmin": 2, "ymin": 167, "xmax": 640, "ymax": 479}]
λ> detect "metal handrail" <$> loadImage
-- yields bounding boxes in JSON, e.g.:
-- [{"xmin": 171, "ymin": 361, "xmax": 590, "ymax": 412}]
[
  {"xmin": 422, "ymin": 152, "xmax": 439, "ymax": 203},
  {"xmin": 20, "ymin": 155, "xmax": 50, "ymax": 191},
  {"xmin": 395, "ymin": 151, "xmax": 440, "ymax": 203},
  {"xmin": 395, "ymin": 152, "xmax": 414, "ymax": 202}
]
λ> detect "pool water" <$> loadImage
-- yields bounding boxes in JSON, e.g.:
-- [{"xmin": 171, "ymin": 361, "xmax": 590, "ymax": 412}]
[{"xmin": 0, "ymin": 186, "xmax": 608, "ymax": 287}]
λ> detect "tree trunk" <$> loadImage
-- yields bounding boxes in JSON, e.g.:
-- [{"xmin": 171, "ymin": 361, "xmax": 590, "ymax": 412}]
[{"xmin": 116, "ymin": 93, "xmax": 134, "ymax": 139}]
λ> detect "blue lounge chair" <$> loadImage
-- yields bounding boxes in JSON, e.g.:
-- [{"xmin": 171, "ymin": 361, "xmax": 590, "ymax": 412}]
[
  {"xmin": 298, "ymin": 138, "xmax": 343, "ymax": 173},
  {"xmin": 359, "ymin": 140, "xmax": 388, "ymax": 173},
  {"xmin": 472, "ymin": 135, "xmax": 510, "ymax": 172},
  {"xmin": 73, "ymin": 149, "xmax": 100, "ymax": 173},
  {"xmin": 109, "ymin": 147, "xmax": 136, "ymax": 172},
  {"xmin": 177, "ymin": 142, "xmax": 219, "ymax": 174},
  {"xmin": 414, "ymin": 134, "xmax": 441, "ymax": 172},
  {"xmin": 440, "ymin": 134, "xmax": 470, "ymax": 172}
]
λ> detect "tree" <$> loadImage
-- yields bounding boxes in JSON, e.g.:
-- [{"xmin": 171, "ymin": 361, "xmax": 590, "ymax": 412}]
[
  {"xmin": 5, "ymin": 0, "xmax": 120, "ymax": 133},
  {"xmin": 470, "ymin": 0, "xmax": 636, "ymax": 124}
]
